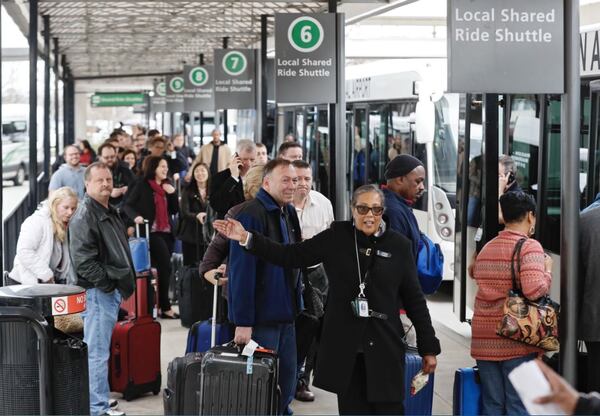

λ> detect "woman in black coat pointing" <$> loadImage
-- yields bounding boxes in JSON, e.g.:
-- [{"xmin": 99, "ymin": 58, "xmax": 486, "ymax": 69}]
[{"xmin": 214, "ymin": 184, "xmax": 441, "ymax": 415}]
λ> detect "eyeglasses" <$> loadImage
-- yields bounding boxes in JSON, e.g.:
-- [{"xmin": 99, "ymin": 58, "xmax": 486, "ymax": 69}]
[{"xmin": 354, "ymin": 205, "xmax": 384, "ymax": 216}]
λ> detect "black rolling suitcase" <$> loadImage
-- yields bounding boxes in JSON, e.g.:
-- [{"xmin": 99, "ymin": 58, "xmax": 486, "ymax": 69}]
[
  {"xmin": 178, "ymin": 228, "xmax": 212, "ymax": 327},
  {"xmin": 199, "ymin": 345, "xmax": 279, "ymax": 415},
  {"xmin": 163, "ymin": 352, "xmax": 204, "ymax": 415}
]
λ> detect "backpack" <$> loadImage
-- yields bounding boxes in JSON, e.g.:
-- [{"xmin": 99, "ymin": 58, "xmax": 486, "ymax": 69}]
[{"xmin": 417, "ymin": 233, "xmax": 444, "ymax": 294}]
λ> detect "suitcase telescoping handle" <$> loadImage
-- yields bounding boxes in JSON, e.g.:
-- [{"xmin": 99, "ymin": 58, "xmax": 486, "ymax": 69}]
[
  {"xmin": 210, "ymin": 272, "xmax": 223, "ymax": 348},
  {"xmin": 135, "ymin": 219, "xmax": 150, "ymax": 239}
]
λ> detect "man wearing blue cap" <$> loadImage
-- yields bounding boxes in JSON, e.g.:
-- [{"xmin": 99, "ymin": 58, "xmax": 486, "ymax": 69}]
[{"xmin": 383, "ymin": 154, "xmax": 426, "ymax": 260}]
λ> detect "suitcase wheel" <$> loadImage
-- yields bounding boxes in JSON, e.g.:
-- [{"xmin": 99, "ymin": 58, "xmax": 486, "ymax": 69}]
[{"xmin": 153, "ymin": 389, "xmax": 160, "ymax": 395}]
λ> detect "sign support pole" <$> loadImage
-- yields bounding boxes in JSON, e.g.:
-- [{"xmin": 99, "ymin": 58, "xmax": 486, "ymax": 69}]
[
  {"xmin": 53, "ymin": 38, "xmax": 59, "ymax": 157},
  {"xmin": 560, "ymin": 0, "xmax": 580, "ymax": 385},
  {"xmin": 328, "ymin": 1, "xmax": 348, "ymax": 220},
  {"xmin": 43, "ymin": 16, "xmax": 51, "ymax": 184},
  {"xmin": 258, "ymin": 14, "xmax": 268, "ymax": 144},
  {"xmin": 29, "ymin": 0, "xmax": 39, "ymax": 212},
  {"xmin": 199, "ymin": 53, "xmax": 205, "ymax": 147},
  {"xmin": 222, "ymin": 37, "xmax": 229, "ymax": 144}
]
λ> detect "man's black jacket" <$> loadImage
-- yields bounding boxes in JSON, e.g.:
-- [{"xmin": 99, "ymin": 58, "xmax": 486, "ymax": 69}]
[
  {"xmin": 68, "ymin": 195, "xmax": 135, "ymax": 298},
  {"xmin": 209, "ymin": 168, "xmax": 244, "ymax": 219}
]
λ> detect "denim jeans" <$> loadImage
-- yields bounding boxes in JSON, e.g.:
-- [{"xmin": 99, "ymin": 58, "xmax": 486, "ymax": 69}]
[
  {"xmin": 82, "ymin": 288, "xmax": 122, "ymax": 416},
  {"xmin": 253, "ymin": 323, "xmax": 297, "ymax": 415},
  {"xmin": 477, "ymin": 353, "xmax": 537, "ymax": 415}
]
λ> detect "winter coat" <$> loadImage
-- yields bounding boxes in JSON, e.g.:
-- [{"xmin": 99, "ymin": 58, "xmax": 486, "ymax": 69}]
[
  {"xmin": 245, "ymin": 221, "xmax": 441, "ymax": 402},
  {"xmin": 122, "ymin": 178, "xmax": 179, "ymax": 235},
  {"xmin": 9, "ymin": 204, "xmax": 76, "ymax": 285},
  {"xmin": 228, "ymin": 188, "xmax": 303, "ymax": 327},
  {"xmin": 177, "ymin": 184, "xmax": 208, "ymax": 244},
  {"xmin": 383, "ymin": 188, "xmax": 421, "ymax": 260},
  {"xmin": 209, "ymin": 168, "xmax": 244, "ymax": 219},
  {"xmin": 68, "ymin": 195, "xmax": 135, "ymax": 298}
]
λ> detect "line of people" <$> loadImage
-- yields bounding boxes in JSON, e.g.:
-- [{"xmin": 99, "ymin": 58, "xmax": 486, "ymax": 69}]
[{"xmin": 9, "ymin": 129, "xmax": 446, "ymax": 415}]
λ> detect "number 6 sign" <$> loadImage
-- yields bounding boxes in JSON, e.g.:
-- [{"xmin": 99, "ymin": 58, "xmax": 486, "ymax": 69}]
[{"xmin": 288, "ymin": 16, "xmax": 324, "ymax": 53}]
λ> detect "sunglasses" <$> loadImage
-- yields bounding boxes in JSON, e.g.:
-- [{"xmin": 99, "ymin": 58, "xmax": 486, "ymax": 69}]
[{"xmin": 354, "ymin": 205, "xmax": 384, "ymax": 216}]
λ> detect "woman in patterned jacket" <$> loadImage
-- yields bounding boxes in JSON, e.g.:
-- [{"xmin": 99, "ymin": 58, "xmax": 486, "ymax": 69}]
[{"xmin": 471, "ymin": 191, "xmax": 553, "ymax": 415}]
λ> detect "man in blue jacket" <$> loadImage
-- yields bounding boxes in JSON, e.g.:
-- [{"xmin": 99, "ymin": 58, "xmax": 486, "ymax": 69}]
[
  {"xmin": 228, "ymin": 158, "xmax": 302, "ymax": 415},
  {"xmin": 383, "ymin": 154, "xmax": 426, "ymax": 260}
]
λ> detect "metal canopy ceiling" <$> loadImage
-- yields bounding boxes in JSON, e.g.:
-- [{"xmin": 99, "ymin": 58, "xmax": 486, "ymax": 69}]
[{"xmin": 37, "ymin": 1, "xmax": 328, "ymax": 78}]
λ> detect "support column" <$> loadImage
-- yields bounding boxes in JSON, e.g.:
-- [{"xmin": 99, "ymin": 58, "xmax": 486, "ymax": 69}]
[
  {"xmin": 259, "ymin": 14, "xmax": 268, "ymax": 144},
  {"xmin": 560, "ymin": 0, "xmax": 580, "ymax": 385},
  {"xmin": 62, "ymin": 55, "xmax": 69, "ymax": 147},
  {"xmin": 68, "ymin": 72, "xmax": 75, "ymax": 144},
  {"xmin": 199, "ymin": 54, "xmax": 204, "ymax": 145},
  {"xmin": 53, "ymin": 38, "xmax": 59, "ymax": 161},
  {"xmin": 222, "ymin": 37, "xmax": 229, "ymax": 143},
  {"xmin": 328, "ymin": 1, "xmax": 348, "ymax": 219},
  {"xmin": 43, "ymin": 16, "xmax": 51, "ymax": 183},
  {"xmin": 29, "ymin": 0, "xmax": 39, "ymax": 211},
  {"xmin": 0, "ymin": 1, "xmax": 4, "ymax": 273}
]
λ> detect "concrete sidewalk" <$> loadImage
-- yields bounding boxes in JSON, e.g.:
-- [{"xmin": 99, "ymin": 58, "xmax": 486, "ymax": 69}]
[{"xmin": 115, "ymin": 290, "xmax": 474, "ymax": 415}]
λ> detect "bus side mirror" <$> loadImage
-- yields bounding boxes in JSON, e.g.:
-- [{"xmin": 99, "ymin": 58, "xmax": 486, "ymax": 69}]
[{"xmin": 415, "ymin": 99, "xmax": 435, "ymax": 144}]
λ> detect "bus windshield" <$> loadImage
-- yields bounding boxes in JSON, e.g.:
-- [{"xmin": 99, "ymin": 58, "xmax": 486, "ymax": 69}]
[{"xmin": 433, "ymin": 96, "xmax": 458, "ymax": 194}]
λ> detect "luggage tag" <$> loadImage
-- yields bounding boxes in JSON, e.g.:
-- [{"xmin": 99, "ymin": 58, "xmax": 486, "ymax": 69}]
[{"xmin": 242, "ymin": 340, "xmax": 259, "ymax": 375}]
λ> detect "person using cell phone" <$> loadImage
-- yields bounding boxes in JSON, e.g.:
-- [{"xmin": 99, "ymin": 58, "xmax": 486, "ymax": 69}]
[{"xmin": 209, "ymin": 139, "xmax": 257, "ymax": 219}]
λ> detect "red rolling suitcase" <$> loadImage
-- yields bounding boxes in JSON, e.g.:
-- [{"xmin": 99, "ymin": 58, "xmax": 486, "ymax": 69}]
[
  {"xmin": 110, "ymin": 316, "xmax": 162, "ymax": 400},
  {"xmin": 120, "ymin": 269, "xmax": 159, "ymax": 319},
  {"xmin": 110, "ymin": 233, "xmax": 162, "ymax": 402},
  {"xmin": 121, "ymin": 222, "xmax": 159, "ymax": 319}
]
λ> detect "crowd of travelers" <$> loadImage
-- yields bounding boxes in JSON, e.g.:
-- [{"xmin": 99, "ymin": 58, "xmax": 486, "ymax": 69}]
[{"xmin": 6, "ymin": 123, "xmax": 600, "ymax": 416}]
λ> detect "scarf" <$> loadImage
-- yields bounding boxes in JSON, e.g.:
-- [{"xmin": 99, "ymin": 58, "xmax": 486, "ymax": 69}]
[{"xmin": 148, "ymin": 179, "xmax": 169, "ymax": 230}]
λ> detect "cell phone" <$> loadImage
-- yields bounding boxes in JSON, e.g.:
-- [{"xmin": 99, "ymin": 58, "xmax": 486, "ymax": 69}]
[
  {"xmin": 508, "ymin": 172, "xmax": 515, "ymax": 184},
  {"xmin": 233, "ymin": 152, "xmax": 242, "ymax": 170}
]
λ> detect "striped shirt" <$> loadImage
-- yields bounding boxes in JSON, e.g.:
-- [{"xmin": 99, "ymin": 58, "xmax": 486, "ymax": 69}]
[{"xmin": 471, "ymin": 230, "xmax": 552, "ymax": 361}]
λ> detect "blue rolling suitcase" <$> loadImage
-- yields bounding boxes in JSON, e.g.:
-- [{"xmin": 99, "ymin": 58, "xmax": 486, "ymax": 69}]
[
  {"xmin": 453, "ymin": 367, "xmax": 482, "ymax": 416},
  {"xmin": 185, "ymin": 319, "xmax": 231, "ymax": 354},
  {"xmin": 184, "ymin": 274, "xmax": 231, "ymax": 353},
  {"xmin": 403, "ymin": 348, "xmax": 435, "ymax": 416}
]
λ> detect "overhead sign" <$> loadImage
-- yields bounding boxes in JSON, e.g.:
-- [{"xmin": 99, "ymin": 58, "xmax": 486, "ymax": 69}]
[
  {"xmin": 214, "ymin": 49, "xmax": 256, "ymax": 109},
  {"xmin": 166, "ymin": 74, "xmax": 185, "ymax": 112},
  {"xmin": 90, "ymin": 92, "xmax": 146, "ymax": 107},
  {"xmin": 275, "ymin": 13, "xmax": 336, "ymax": 104},
  {"xmin": 581, "ymin": 29, "xmax": 600, "ymax": 78},
  {"xmin": 448, "ymin": 0, "xmax": 564, "ymax": 93},
  {"xmin": 183, "ymin": 65, "xmax": 215, "ymax": 111},
  {"xmin": 151, "ymin": 80, "xmax": 166, "ymax": 112}
]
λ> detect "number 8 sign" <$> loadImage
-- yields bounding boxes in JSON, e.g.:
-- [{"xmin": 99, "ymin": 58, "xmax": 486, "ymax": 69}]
[{"xmin": 288, "ymin": 16, "xmax": 324, "ymax": 53}]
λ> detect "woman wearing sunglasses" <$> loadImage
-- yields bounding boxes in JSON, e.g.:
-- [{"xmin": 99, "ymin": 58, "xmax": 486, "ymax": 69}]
[{"xmin": 213, "ymin": 183, "xmax": 440, "ymax": 415}]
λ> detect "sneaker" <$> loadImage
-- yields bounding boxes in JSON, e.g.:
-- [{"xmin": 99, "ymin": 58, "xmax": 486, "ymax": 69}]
[
  {"xmin": 102, "ymin": 409, "xmax": 125, "ymax": 416},
  {"xmin": 109, "ymin": 400, "xmax": 119, "ymax": 409}
]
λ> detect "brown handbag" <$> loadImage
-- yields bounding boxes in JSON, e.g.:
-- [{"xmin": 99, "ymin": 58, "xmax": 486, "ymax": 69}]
[{"xmin": 496, "ymin": 238, "xmax": 560, "ymax": 352}]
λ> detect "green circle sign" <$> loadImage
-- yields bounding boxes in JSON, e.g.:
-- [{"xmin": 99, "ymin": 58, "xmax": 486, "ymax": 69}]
[
  {"xmin": 170, "ymin": 77, "xmax": 184, "ymax": 93},
  {"xmin": 222, "ymin": 51, "xmax": 247, "ymax": 76},
  {"xmin": 288, "ymin": 16, "xmax": 324, "ymax": 53},
  {"xmin": 156, "ymin": 82, "xmax": 167, "ymax": 96},
  {"xmin": 189, "ymin": 67, "xmax": 209, "ymax": 87}
]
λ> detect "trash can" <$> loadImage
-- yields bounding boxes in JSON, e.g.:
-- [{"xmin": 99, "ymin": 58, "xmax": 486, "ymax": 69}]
[{"xmin": 0, "ymin": 284, "xmax": 89, "ymax": 415}]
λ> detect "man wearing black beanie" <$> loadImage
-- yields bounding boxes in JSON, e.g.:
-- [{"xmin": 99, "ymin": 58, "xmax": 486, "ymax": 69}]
[{"xmin": 383, "ymin": 154, "xmax": 426, "ymax": 260}]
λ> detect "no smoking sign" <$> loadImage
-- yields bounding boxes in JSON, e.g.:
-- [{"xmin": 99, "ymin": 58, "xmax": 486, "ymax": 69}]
[{"xmin": 51, "ymin": 293, "xmax": 86, "ymax": 316}]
